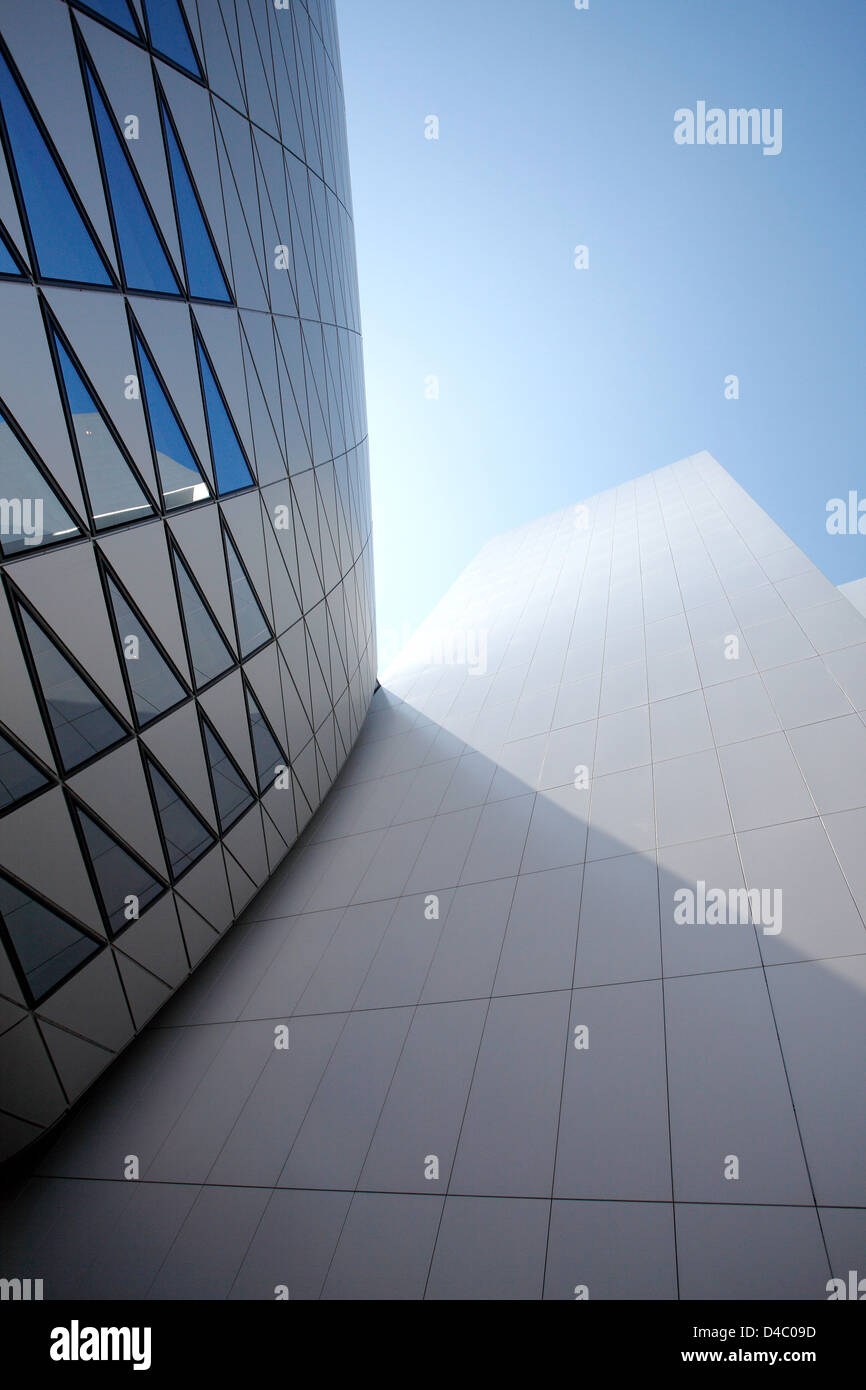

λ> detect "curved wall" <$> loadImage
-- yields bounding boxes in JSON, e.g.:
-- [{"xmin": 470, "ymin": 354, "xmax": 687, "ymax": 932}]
[{"xmin": 0, "ymin": 0, "xmax": 376, "ymax": 1159}]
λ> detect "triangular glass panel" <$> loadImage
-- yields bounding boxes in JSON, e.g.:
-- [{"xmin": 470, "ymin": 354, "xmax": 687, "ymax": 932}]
[
  {"xmin": 82, "ymin": 54, "xmax": 182, "ymax": 295},
  {"xmin": 196, "ymin": 336, "xmax": 255, "ymax": 494},
  {"xmin": 53, "ymin": 331, "xmax": 154, "ymax": 530},
  {"xmin": 172, "ymin": 548, "xmax": 233, "ymax": 688},
  {"xmin": 0, "ymin": 47, "xmax": 112, "ymax": 285},
  {"xmin": 159, "ymin": 92, "xmax": 231, "ymax": 302},
  {"xmin": 0, "ymin": 729, "xmax": 49, "ymax": 811},
  {"xmin": 75, "ymin": 805, "xmax": 164, "ymax": 935},
  {"xmin": 145, "ymin": 757, "xmax": 214, "ymax": 879},
  {"xmin": 142, "ymin": 0, "xmax": 203, "ymax": 78},
  {"xmin": 224, "ymin": 530, "xmax": 270, "ymax": 657},
  {"xmin": 132, "ymin": 327, "xmax": 211, "ymax": 510},
  {"xmin": 19, "ymin": 607, "xmax": 127, "ymax": 772},
  {"xmin": 0, "ymin": 872, "xmax": 101, "ymax": 1003},
  {"xmin": 201, "ymin": 720, "xmax": 254, "ymax": 832},
  {"xmin": 105, "ymin": 574, "xmax": 187, "ymax": 727},
  {"xmin": 69, "ymin": 0, "xmax": 141, "ymax": 38},
  {"xmin": 0, "ymin": 408, "xmax": 81, "ymax": 555},
  {"xmin": 0, "ymin": 223, "xmax": 23, "ymax": 275},
  {"xmin": 244, "ymin": 685, "xmax": 286, "ymax": 794}
]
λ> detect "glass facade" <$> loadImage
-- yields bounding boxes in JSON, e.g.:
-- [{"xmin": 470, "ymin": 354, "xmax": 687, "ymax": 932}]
[{"xmin": 0, "ymin": 0, "xmax": 375, "ymax": 1161}]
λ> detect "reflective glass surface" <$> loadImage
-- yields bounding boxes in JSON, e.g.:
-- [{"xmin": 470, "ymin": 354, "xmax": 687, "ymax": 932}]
[
  {"xmin": 245, "ymin": 686, "xmax": 285, "ymax": 793},
  {"xmin": 148, "ymin": 759, "xmax": 214, "ymax": 877},
  {"xmin": 55, "ymin": 338, "xmax": 154, "ymax": 529},
  {"xmin": 225, "ymin": 533, "xmax": 269, "ymax": 657},
  {"xmin": 106, "ymin": 576, "xmax": 186, "ymax": 726},
  {"xmin": 161, "ymin": 98, "xmax": 230, "ymax": 302},
  {"xmin": 0, "ymin": 731, "xmax": 48, "ymax": 810},
  {"xmin": 143, "ymin": 0, "xmax": 202, "ymax": 78},
  {"xmin": 197, "ymin": 340, "xmax": 254, "ymax": 494},
  {"xmin": 0, "ymin": 49, "xmax": 111, "ymax": 284},
  {"xmin": 21, "ymin": 609, "xmax": 126, "ymax": 771},
  {"xmin": 134, "ymin": 330, "xmax": 210, "ymax": 510},
  {"xmin": 84, "ymin": 58, "xmax": 181, "ymax": 295},
  {"xmin": 0, "ymin": 411, "xmax": 81, "ymax": 555},
  {"xmin": 0, "ymin": 873, "xmax": 99, "ymax": 1002},
  {"xmin": 203, "ymin": 722, "xmax": 253, "ymax": 831},
  {"xmin": 78, "ymin": 808, "xmax": 163, "ymax": 934},
  {"xmin": 174, "ymin": 553, "xmax": 234, "ymax": 688}
]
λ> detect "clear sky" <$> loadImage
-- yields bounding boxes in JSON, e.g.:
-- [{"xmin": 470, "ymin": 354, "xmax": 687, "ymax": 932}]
[{"xmin": 335, "ymin": 0, "xmax": 866, "ymax": 667}]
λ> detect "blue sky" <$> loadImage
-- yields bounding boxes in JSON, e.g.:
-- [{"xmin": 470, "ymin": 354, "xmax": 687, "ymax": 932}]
[{"xmin": 335, "ymin": 0, "xmax": 866, "ymax": 663}]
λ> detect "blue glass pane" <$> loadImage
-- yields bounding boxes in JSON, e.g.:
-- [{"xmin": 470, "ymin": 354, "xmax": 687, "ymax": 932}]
[
  {"xmin": 161, "ymin": 101, "xmax": 230, "ymax": 301},
  {"xmin": 0, "ymin": 230, "xmax": 21, "ymax": 274},
  {"xmin": 54, "ymin": 338, "xmax": 153, "ymax": 529},
  {"xmin": 0, "ymin": 731, "xmax": 48, "ymax": 810},
  {"xmin": 174, "ymin": 554, "xmax": 233, "ymax": 688},
  {"xmin": 245, "ymin": 687, "xmax": 286, "ymax": 794},
  {"xmin": 78, "ymin": 810, "xmax": 163, "ymax": 936},
  {"xmin": 55, "ymin": 341, "xmax": 94, "ymax": 414},
  {"xmin": 72, "ymin": 0, "xmax": 139, "ymax": 37},
  {"xmin": 0, "ymin": 50, "xmax": 111, "ymax": 285},
  {"xmin": 148, "ymin": 760, "xmax": 214, "ymax": 878},
  {"xmin": 225, "ymin": 535, "xmax": 269, "ymax": 657},
  {"xmin": 134, "ymin": 331, "xmax": 210, "ymax": 509},
  {"xmin": 83, "ymin": 61, "xmax": 181, "ymax": 295},
  {"xmin": 107, "ymin": 577, "xmax": 186, "ymax": 726},
  {"xmin": 196, "ymin": 342, "xmax": 254, "ymax": 494},
  {"xmin": 202, "ymin": 724, "xmax": 253, "ymax": 832},
  {"xmin": 143, "ymin": 0, "xmax": 202, "ymax": 77},
  {"xmin": 0, "ymin": 874, "xmax": 100, "ymax": 1002},
  {"xmin": 0, "ymin": 411, "xmax": 81, "ymax": 554},
  {"xmin": 21, "ymin": 609, "xmax": 126, "ymax": 771}
]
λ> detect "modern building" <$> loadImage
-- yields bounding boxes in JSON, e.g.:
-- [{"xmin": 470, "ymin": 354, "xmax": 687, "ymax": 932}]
[
  {"xmin": 839, "ymin": 577, "xmax": 866, "ymax": 619},
  {"xmin": 3, "ymin": 448, "xmax": 866, "ymax": 1299},
  {"xmin": 0, "ymin": 0, "xmax": 376, "ymax": 1162}
]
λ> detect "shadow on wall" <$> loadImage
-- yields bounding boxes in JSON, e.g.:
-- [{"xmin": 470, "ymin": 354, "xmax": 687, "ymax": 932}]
[{"xmin": 0, "ymin": 675, "xmax": 864, "ymax": 1301}]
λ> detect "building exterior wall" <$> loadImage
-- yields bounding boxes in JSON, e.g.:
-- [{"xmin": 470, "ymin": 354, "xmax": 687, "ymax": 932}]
[
  {"xmin": 0, "ymin": 0, "xmax": 376, "ymax": 1161},
  {"xmin": 839, "ymin": 577, "xmax": 866, "ymax": 619},
  {"xmin": 4, "ymin": 451, "xmax": 866, "ymax": 1298}
]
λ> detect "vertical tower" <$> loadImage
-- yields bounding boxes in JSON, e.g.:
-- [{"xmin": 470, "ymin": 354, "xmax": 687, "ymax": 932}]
[{"xmin": 0, "ymin": 0, "xmax": 376, "ymax": 1160}]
